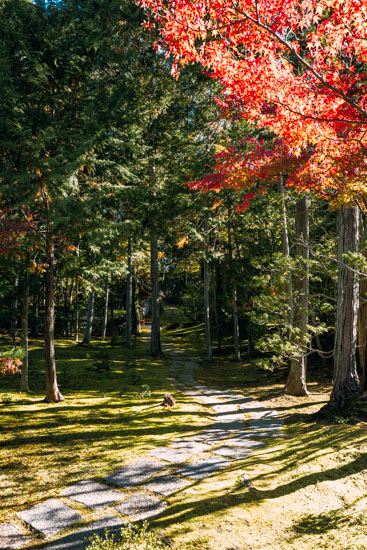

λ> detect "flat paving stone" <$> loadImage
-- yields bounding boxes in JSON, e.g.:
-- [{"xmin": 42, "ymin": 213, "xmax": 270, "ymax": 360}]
[
  {"xmin": 215, "ymin": 413, "xmax": 245, "ymax": 423},
  {"xmin": 61, "ymin": 480, "xmax": 125, "ymax": 509},
  {"xmin": 44, "ymin": 517, "xmax": 126, "ymax": 550},
  {"xmin": 0, "ymin": 523, "xmax": 30, "ymax": 549},
  {"xmin": 170, "ymin": 439, "xmax": 211, "ymax": 453},
  {"xmin": 176, "ymin": 456, "xmax": 231, "ymax": 480},
  {"xmin": 250, "ymin": 410, "xmax": 279, "ymax": 419},
  {"xmin": 213, "ymin": 404, "xmax": 238, "ymax": 413},
  {"xmin": 18, "ymin": 499, "xmax": 82, "ymax": 539},
  {"xmin": 239, "ymin": 430, "xmax": 285, "ymax": 438},
  {"xmin": 212, "ymin": 446, "xmax": 253, "ymax": 459},
  {"xmin": 115, "ymin": 493, "xmax": 166, "ymax": 521},
  {"xmin": 149, "ymin": 447, "xmax": 191, "ymax": 464},
  {"xmin": 225, "ymin": 438, "xmax": 265, "ymax": 448},
  {"xmin": 248, "ymin": 420, "xmax": 283, "ymax": 430},
  {"xmin": 104, "ymin": 458, "xmax": 166, "ymax": 488},
  {"xmin": 144, "ymin": 474, "xmax": 191, "ymax": 496}
]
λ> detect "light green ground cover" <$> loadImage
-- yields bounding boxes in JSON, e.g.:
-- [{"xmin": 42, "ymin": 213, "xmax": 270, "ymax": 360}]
[{"xmin": 1, "ymin": 317, "xmax": 367, "ymax": 549}]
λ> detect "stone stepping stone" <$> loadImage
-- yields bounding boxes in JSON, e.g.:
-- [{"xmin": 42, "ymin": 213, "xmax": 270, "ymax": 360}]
[
  {"xmin": 169, "ymin": 439, "xmax": 211, "ymax": 453},
  {"xmin": 115, "ymin": 493, "xmax": 166, "ymax": 522},
  {"xmin": 190, "ymin": 423, "xmax": 242, "ymax": 444},
  {"xmin": 240, "ymin": 401, "xmax": 264, "ymax": 411},
  {"xmin": 248, "ymin": 420, "xmax": 283, "ymax": 430},
  {"xmin": 225, "ymin": 438, "xmax": 265, "ymax": 449},
  {"xmin": 213, "ymin": 404, "xmax": 238, "ymax": 414},
  {"xmin": 215, "ymin": 413, "xmax": 245, "ymax": 423},
  {"xmin": 212, "ymin": 446, "xmax": 253, "ymax": 459},
  {"xmin": 238, "ymin": 430, "xmax": 285, "ymax": 438},
  {"xmin": 144, "ymin": 474, "xmax": 191, "ymax": 496},
  {"xmin": 44, "ymin": 516, "xmax": 126, "ymax": 550},
  {"xmin": 176, "ymin": 456, "xmax": 231, "ymax": 480},
  {"xmin": 0, "ymin": 523, "xmax": 30, "ymax": 549},
  {"xmin": 17, "ymin": 499, "xmax": 82, "ymax": 539},
  {"xmin": 104, "ymin": 458, "xmax": 166, "ymax": 489},
  {"xmin": 250, "ymin": 409, "xmax": 279, "ymax": 419},
  {"xmin": 149, "ymin": 447, "xmax": 191, "ymax": 464},
  {"xmin": 61, "ymin": 480, "xmax": 125, "ymax": 509}
]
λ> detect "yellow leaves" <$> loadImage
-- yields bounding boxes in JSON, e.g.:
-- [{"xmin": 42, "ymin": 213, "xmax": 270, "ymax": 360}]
[
  {"xmin": 210, "ymin": 199, "xmax": 223, "ymax": 210},
  {"xmin": 158, "ymin": 251, "xmax": 165, "ymax": 259},
  {"xmin": 177, "ymin": 236, "xmax": 189, "ymax": 248},
  {"xmin": 30, "ymin": 261, "xmax": 47, "ymax": 274}
]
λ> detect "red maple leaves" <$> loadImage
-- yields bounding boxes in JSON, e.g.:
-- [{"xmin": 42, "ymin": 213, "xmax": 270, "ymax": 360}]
[{"xmin": 139, "ymin": 0, "xmax": 367, "ymax": 203}]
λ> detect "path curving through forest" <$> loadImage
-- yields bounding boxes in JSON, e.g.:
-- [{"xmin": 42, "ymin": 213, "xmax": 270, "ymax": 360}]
[{"xmin": 0, "ymin": 339, "xmax": 284, "ymax": 550}]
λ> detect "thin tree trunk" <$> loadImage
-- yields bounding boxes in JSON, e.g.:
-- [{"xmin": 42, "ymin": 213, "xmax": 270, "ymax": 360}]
[
  {"xmin": 285, "ymin": 196, "xmax": 309, "ymax": 396},
  {"xmin": 277, "ymin": 176, "xmax": 293, "ymax": 331},
  {"xmin": 20, "ymin": 270, "xmax": 30, "ymax": 393},
  {"xmin": 125, "ymin": 234, "xmax": 133, "ymax": 347},
  {"xmin": 75, "ymin": 278, "xmax": 79, "ymax": 342},
  {"xmin": 203, "ymin": 257, "xmax": 212, "ymax": 361},
  {"xmin": 150, "ymin": 223, "xmax": 162, "ymax": 357},
  {"xmin": 132, "ymin": 267, "xmax": 141, "ymax": 334},
  {"xmin": 44, "ymin": 237, "xmax": 64, "ymax": 403},
  {"xmin": 358, "ymin": 213, "xmax": 367, "ymax": 391},
  {"xmin": 212, "ymin": 265, "xmax": 221, "ymax": 350},
  {"xmin": 102, "ymin": 285, "xmax": 109, "ymax": 340},
  {"xmin": 10, "ymin": 276, "xmax": 19, "ymax": 346},
  {"xmin": 228, "ymin": 217, "xmax": 240, "ymax": 361},
  {"xmin": 82, "ymin": 289, "xmax": 95, "ymax": 345},
  {"xmin": 331, "ymin": 205, "xmax": 361, "ymax": 406}
]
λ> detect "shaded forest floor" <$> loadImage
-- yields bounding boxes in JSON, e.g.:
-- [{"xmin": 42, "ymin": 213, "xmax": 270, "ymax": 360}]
[{"xmin": 1, "ymin": 315, "xmax": 367, "ymax": 549}]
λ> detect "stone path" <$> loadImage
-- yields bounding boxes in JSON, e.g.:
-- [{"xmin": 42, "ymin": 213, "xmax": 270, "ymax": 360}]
[{"xmin": 1, "ymin": 352, "xmax": 284, "ymax": 550}]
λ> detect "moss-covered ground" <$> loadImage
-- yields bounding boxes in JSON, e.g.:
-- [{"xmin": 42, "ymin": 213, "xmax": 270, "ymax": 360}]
[{"xmin": 1, "ymin": 312, "xmax": 367, "ymax": 549}]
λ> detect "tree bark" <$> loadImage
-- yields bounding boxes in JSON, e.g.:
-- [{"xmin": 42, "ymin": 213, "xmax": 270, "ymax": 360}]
[
  {"xmin": 212, "ymin": 265, "xmax": 221, "ymax": 350},
  {"xmin": 102, "ymin": 284, "xmax": 109, "ymax": 340},
  {"xmin": 20, "ymin": 270, "xmax": 30, "ymax": 393},
  {"xmin": 132, "ymin": 267, "xmax": 141, "ymax": 334},
  {"xmin": 285, "ymin": 196, "xmax": 309, "ymax": 396},
  {"xmin": 358, "ymin": 213, "xmax": 367, "ymax": 391},
  {"xmin": 125, "ymin": 233, "xmax": 133, "ymax": 347},
  {"xmin": 150, "ymin": 223, "xmax": 162, "ymax": 357},
  {"xmin": 75, "ymin": 278, "xmax": 79, "ymax": 342},
  {"xmin": 10, "ymin": 276, "xmax": 19, "ymax": 346},
  {"xmin": 331, "ymin": 205, "xmax": 361, "ymax": 405},
  {"xmin": 228, "ymin": 217, "xmax": 240, "ymax": 361},
  {"xmin": 277, "ymin": 176, "xmax": 294, "ymax": 331},
  {"xmin": 44, "ymin": 237, "xmax": 64, "ymax": 402},
  {"xmin": 82, "ymin": 288, "xmax": 95, "ymax": 345}
]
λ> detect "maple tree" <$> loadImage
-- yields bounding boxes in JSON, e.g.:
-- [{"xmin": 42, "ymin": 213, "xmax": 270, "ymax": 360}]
[{"xmin": 140, "ymin": 0, "xmax": 367, "ymax": 407}]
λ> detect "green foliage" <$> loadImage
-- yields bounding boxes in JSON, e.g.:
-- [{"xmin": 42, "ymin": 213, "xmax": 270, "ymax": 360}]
[
  {"xmin": 86, "ymin": 522, "xmax": 170, "ymax": 550},
  {"xmin": 135, "ymin": 384, "xmax": 152, "ymax": 399}
]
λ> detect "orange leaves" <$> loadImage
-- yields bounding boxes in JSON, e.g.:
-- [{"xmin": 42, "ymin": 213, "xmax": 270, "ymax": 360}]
[
  {"xmin": 0, "ymin": 357, "xmax": 22, "ymax": 376},
  {"xmin": 177, "ymin": 236, "xmax": 189, "ymax": 248}
]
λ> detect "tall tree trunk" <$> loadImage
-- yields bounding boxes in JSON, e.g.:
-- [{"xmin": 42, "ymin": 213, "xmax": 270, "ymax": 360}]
[
  {"xmin": 331, "ymin": 205, "xmax": 361, "ymax": 405},
  {"xmin": 82, "ymin": 289, "xmax": 95, "ymax": 345},
  {"xmin": 44, "ymin": 238, "xmax": 64, "ymax": 403},
  {"xmin": 285, "ymin": 196, "xmax": 309, "ymax": 396},
  {"xmin": 150, "ymin": 223, "xmax": 162, "ymax": 357},
  {"xmin": 102, "ymin": 285, "xmax": 109, "ymax": 340},
  {"xmin": 228, "ymin": 217, "xmax": 240, "ymax": 361},
  {"xmin": 277, "ymin": 176, "xmax": 294, "ymax": 332},
  {"xmin": 358, "ymin": 213, "xmax": 367, "ymax": 391},
  {"xmin": 10, "ymin": 276, "xmax": 19, "ymax": 346},
  {"xmin": 125, "ymin": 234, "xmax": 133, "ymax": 347},
  {"xmin": 132, "ymin": 267, "xmax": 141, "ymax": 334},
  {"xmin": 212, "ymin": 265, "xmax": 221, "ymax": 350},
  {"xmin": 75, "ymin": 278, "xmax": 79, "ymax": 342},
  {"xmin": 20, "ymin": 271, "xmax": 30, "ymax": 393}
]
